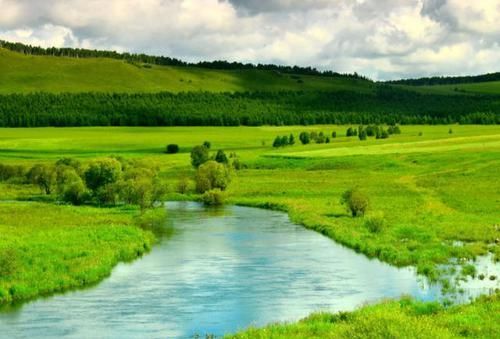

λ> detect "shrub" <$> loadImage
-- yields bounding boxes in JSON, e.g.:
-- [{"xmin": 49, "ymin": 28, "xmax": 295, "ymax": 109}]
[
  {"xmin": 358, "ymin": 128, "xmax": 367, "ymax": 140},
  {"xmin": 364, "ymin": 212, "xmax": 386, "ymax": 233},
  {"xmin": 215, "ymin": 150, "xmax": 229, "ymax": 164},
  {"xmin": 166, "ymin": 144, "xmax": 179, "ymax": 154},
  {"xmin": 201, "ymin": 189, "xmax": 226, "ymax": 206},
  {"xmin": 341, "ymin": 188, "xmax": 370, "ymax": 217},
  {"xmin": 316, "ymin": 132, "xmax": 326, "ymax": 144},
  {"xmin": 176, "ymin": 177, "xmax": 191, "ymax": 194},
  {"xmin": 27, "ymin": 164, "xmax": 57, "ymax": 194},
  {"xmin": 0, "ymin": 248, "xmax": 18, "ymax": 277},
  {"xmin": 449, "ymin": 128, "xmax": 453, "ymax": 134},
  {"xmin": 203, "ymin": 141, "xmax": 211, "ymax": 149},
  {"xmin": 84, "ymin": 158, "xmax": 122, "ymax": 193},
  {"xmin": 195, "ymin": 160, "xmax": 231, "ymax": 193},
  {"xmin": 288, "ymin": 134, "xmax": 295, "ymax": 145},
  {"xmin": 331, "ymin": 131, "xmax": 337, "ymax": 138},
  {"xmin": 191, "ymin": 145, "xmax": 209, "ymax": 168},
  {"xmin": 299, "ymin": 132, "xmax": 310, "ymax": 144},
  {"xmin": 0, "ymin": 163, "xmax": 27, "ymax": 182},
  {"xmin": 346, "ymin": 127, "xmax": 354, "ymax": 137},
  {"xmin": 273, "ymin": 136, "xmax": 282, "ymax": 148}
]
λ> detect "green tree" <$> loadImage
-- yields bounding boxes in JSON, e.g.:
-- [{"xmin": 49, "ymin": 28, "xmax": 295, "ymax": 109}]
[
  {"xmin": 84, "ymin": 158, "xmax": 122, "ymax": 193},
  {"xmin": 288, "ymin": 134, "xmax": 295, "ymax": 145},
  {"xmin": 28, "ymin": 164, "xmax": 56, "ymax": 194},
  {"xmin": 341, "ymin": 188, "xmax": 370, "ymax": 217},
  {"xmin": 195, "ymin": 160, "xmax": 231, "ymax": 193},
  {"xmin": 215, "ymin": 150, "xmax": 229, "ymax": 164},
  {"xmin": 191, "ymin": 145, "xmax": 209, "ymax": 168},
  {"xmin": 273, "ymin": 136, "xmax": 283, "ymax": 148},
  {"xmin": 299, "ymin": 132, "xmax": 310, "ymax": 145},
  {"xmin": 331, "ymin": 131, "xmax": 337, "ymax": 138},
  {"xmin": 203, "ymin": 141, "xmax": 211, "ymax": 149},
  {"xmin": 166, "ymin": 144, "xmax": 179, "ymax": 154}
]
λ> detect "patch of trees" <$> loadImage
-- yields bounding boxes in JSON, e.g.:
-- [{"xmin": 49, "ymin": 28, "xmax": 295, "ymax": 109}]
[
  {"xmin": 0, "ymin": 39, "xmax": 367, "ymax": 80},
  {"xmin": 0, "ymin": 158, "xmax": 166, "ymax": 211},
  {"xmin": 0, "ymin": 90, "xmax": 498, "ymax": 128},
  {"xmin": 385, "ymin": 72, "xmax": 500, "ymax": 86},
  {"xmin": 273, "ymin": 134, "xmax": 295, "ymax": 147}
]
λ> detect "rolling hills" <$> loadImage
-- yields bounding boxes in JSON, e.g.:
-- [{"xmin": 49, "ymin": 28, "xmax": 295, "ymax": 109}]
[{"xmin": 0, "ymin": 48, "xmax": 374, "ymax": 94}]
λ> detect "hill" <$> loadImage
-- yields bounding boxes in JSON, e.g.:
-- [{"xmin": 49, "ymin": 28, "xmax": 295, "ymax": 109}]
[{"xmin": 0, "ymin": 48, "xmax": 374, "ymax": 94}]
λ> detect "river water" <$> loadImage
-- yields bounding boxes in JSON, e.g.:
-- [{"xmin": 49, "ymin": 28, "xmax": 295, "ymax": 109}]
[{"xmin": 0, "ymin": 202, "xmax": 450, "ymax": 338}]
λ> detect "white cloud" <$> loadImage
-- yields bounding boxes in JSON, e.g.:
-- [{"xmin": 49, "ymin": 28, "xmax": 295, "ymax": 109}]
[{"xmin": 0, "ymin": 0, "xmax": 498, "ymax": 80}]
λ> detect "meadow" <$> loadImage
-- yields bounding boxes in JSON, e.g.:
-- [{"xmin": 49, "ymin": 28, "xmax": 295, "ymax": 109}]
[
  {"xmin": 0, "ymin": 124, "xmax": 499, "ymax": 335},
  {"xmin": 0, "ymin": 48, "xmax": 372, "ymax": 94}
]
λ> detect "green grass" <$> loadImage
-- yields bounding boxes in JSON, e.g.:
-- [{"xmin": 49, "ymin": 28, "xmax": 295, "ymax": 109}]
[
  {"xmin": 0, "ymin": 202, "xmax": 155, "ymax": 305},
  {"xmin": 0, "ymin": 48, "xmax": 374, "ymax": 94},
  {"xmin": 0, "ymin": 124, "xmax": 498, "ymax": 336},
  {"xmin": 227, "ymin": 293, "xmax": 500, "ymax": 338},
  {"xmin": 1, "ymin": 125, "xmax": 498, "ymax": 278}
]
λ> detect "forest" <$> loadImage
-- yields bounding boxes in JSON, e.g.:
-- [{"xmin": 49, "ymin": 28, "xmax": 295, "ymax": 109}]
[{"xmin": 0, "ymin": 87, "xmax": 498, "ymax": 127}]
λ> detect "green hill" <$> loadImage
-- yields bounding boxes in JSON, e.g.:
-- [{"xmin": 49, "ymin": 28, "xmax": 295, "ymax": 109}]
[{"xmin": 0, "ymin": 48, "xmax": 374, "ymax": 94}]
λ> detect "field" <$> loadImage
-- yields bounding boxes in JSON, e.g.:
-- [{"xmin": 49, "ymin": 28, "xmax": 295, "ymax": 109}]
[
  {"xmin": 0, "ymin": 48, "xmax": 373, "ymax": 94},
  {"xmin": 0, "ymin": 124, "xmax": 499, "ymax": 336}
]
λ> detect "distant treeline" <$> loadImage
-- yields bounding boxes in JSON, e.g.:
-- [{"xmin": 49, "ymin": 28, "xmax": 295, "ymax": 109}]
[
  {"xmin": 0, "ymin": 40, "xmax": 367, "ymax": 80},
  {"xmin": 386, "ymin": 72, "xmax": 500, "ymax": 86},
  {"xmin": 0, "ymin": 88, "xmax": 498, "ymax": 127}
]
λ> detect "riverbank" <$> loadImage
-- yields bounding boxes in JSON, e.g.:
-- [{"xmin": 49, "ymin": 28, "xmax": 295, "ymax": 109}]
[
  {"xmin": 0, "ymin": 201, "xmax": 157, "ymax": 305},
  {"xmin": 227, "ymin": 292, "xmax": 499, "ymax": 338}
]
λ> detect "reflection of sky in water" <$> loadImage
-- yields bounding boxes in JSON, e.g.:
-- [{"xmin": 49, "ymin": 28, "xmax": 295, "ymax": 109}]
[{"xmin": 0, "ymin": 202, "xmax": 495, "ymax": 338}]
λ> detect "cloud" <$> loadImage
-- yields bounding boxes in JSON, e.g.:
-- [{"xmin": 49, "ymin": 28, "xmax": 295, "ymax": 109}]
[{"xmin": 0, "ymin": 0, "xmax": 498, "ymax": 80}]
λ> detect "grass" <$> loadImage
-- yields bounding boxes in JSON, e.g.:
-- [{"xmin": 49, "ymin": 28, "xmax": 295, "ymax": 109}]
[
  {"xmin": 0, "ymin": 124, "xmax": 498, "ymax": 336},
  {"xmin": 1, "ymin": 125, "xmax": 498, "ymax": 280},
  {"xmin": 226, "ymin": 293, "xmax": 499, "ymax": 338},
  {"xmin": 0, "ymin": 48, "xmax": 374, "ymax": 94},
  {"xmin": 0, "ymin": 202, "xmax": 155, "ymax": 305}
]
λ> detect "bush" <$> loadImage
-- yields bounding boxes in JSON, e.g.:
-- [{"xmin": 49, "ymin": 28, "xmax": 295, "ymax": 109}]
[
  {"xmin": 288, "ymin": 134, "xmax": 295, "ymax": 145},
  {"xmin": 0, "ymin": 248, "xmax": 18, "ymax": 277},
  {"xmin": 203, "ymin": 141, "xmax": 211, "ymax": 149},
  {"xmin": 346, "ymin": 127, "xmax": 355, "ymax": 137},
  {"xmin": 176, "ymin": 177, "xmax": 191, "ymax": 194},
  {"xmin": 331, "ymin": 131, "xmax": 337, "ymax": 138},
  {"xmin": 299, "ymin": 132, "xmax": 310, "ymax": 144},
  {"xmin": 195, "ymin": 160, "xmax": 231, "ymax": 193},
  {"xmin": 191, "ymin": 145, "xmax": 209, "ymax": 168},
  {"xmin": 28, "ymin": 164, "xmax": 57, "ymax": 194},
  {"xmin": 84, "ymin": 158, "xmax": 122, "ymax": 193},
  {"xmin": 364, "ymin": 212, "xmax": 386, "ymax": 233},
  {"xmin": 201, "ymin": 189, "xmax": 226, "ymax": 206},
  {"xmin": 60, "ymin": 170, "xmax": 88, "ymax": 205},
  {"xmin": 166, "ymin": 144, "xmax": 179, "ymax": 154},
  {"xmin": 215, "ymin": 150, "xmax": 229, "ymax": 164},
  {"xmin": 341, "ymin": 188, "xmax": 370, "ymax": 217}
]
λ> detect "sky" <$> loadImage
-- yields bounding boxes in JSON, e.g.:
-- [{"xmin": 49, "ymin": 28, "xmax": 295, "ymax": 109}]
[{"xmin": 0, "ymin": 0, "xmax": 499, "ymax": 80}]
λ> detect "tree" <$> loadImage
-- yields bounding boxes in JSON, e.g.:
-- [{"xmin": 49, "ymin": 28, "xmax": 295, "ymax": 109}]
[
  {"xmin": 57, "ymin": 167, "xmax": 88, "ymax": 205},
  {"xmin": 341, "ymin": 188, "xmax": 369, "ymax": 217},
  {"xmin": 191, "ymin": 145, "xmax": 209, "ymax": 168},
  {"xmin": 273, "ymin": 136, "xmax": 283, "ymax": 148},
  {"xmin": 346, "ymin": 127, "xmax": 354, "ymax": 137},
  {"xmin": 195, "ymin": 160, "xmax": 231, "ymax": 193},
  {"xmin": 280, "ymin": 135, "xmax": 288, "ymax": 146},
  {"xmin": 358, "ymin": 127, "xmax": 367, "ymax": 140},
  {"xmin": 28, "ymin": 164, "xmax": 56, "ymax": 194},
  {"xmin": 84, "ymin": 158, "xmax": 122, "ymax": 193},
  {"xmin": 215, "ymin": 150, "xmax": 229, "ymax": 164},
  {"xmin": 331, "ymin": 131, "xmax": 337, "ymax": 138},
  {"xmin": 203, "ymin": 141, "xmax": 211, "ymax": 149},
  {"xmin": 166, "ymin": 144, "xmax": 179, "ymax": 154},
  {"xmin": 288, "ymin": 134, "xmax": 295, "ymax": 145},
  {"xmin": 201, "ymin": 189, "xmax": 226, "ymax": 206},
  {"xmin": 299, "ymin": 132, "xmax": 310, "ymax": 145}
]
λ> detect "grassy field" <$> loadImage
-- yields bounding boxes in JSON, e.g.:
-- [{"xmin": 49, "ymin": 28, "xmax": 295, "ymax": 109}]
[
  {"xmin": 0, "ymin": 48, "xmax": 373, "ymax": 94},
  {"xmin": 0, "ymin": 124, "xmax": 498, "ymax": 335},
  {"xmin": 1, "ymin": 125, "xmax": 498, "ymax": 279}
]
